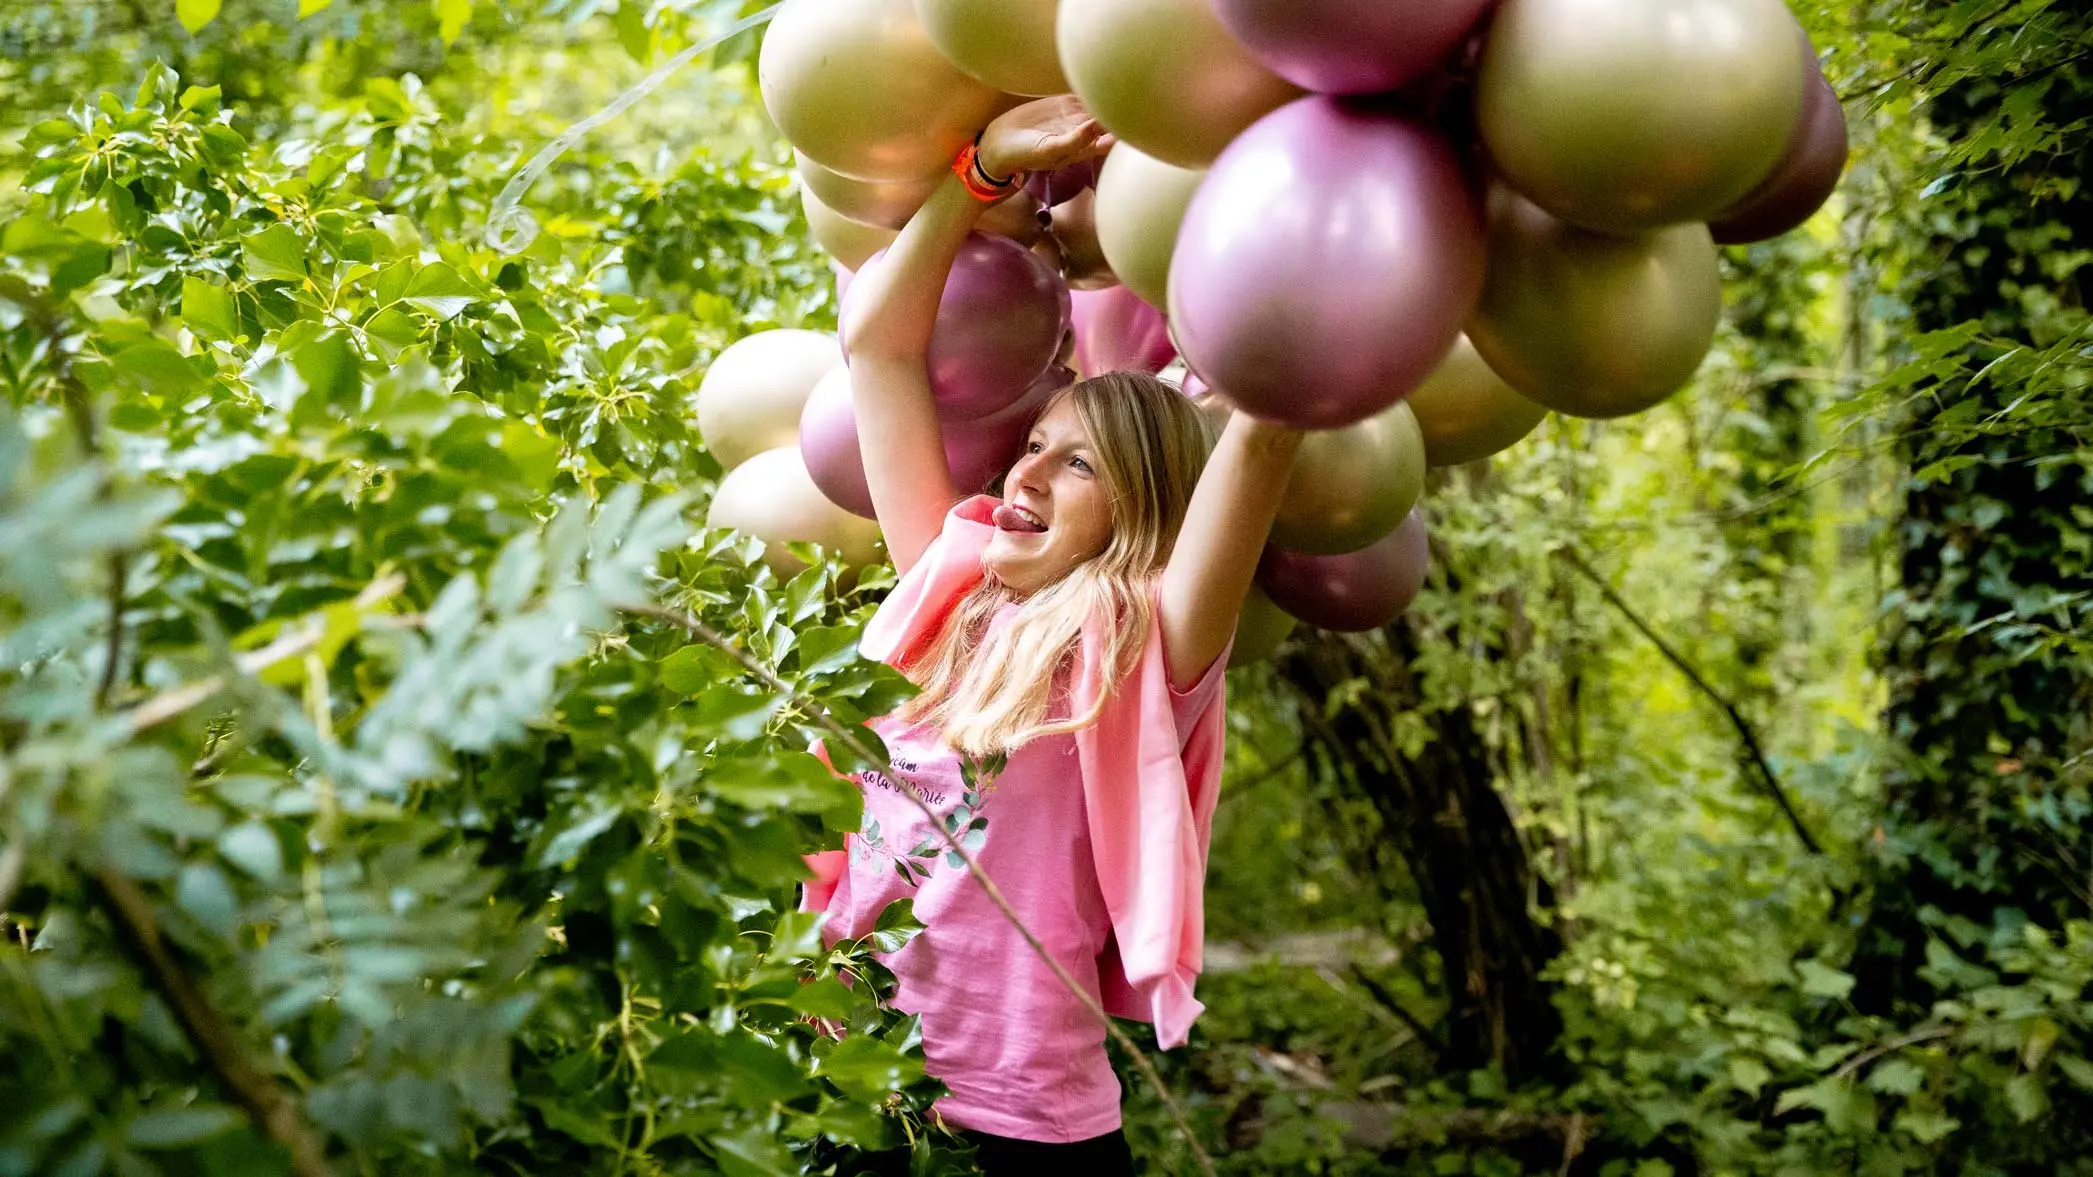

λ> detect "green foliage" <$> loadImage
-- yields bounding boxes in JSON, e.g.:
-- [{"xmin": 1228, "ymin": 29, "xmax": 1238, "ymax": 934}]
[{"xmin": 0, "ymin": 17, "xmax": 963, "ymax": 1175}]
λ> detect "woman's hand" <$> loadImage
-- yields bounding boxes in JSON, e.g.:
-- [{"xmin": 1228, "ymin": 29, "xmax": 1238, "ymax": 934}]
[{"xmin": 977, "ymin": 95, "xmax": 1112, "ymax": 181}]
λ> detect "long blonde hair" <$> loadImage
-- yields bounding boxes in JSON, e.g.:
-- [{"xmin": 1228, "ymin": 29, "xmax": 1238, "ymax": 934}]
[{"xmin": 896, "ymin": 371, "xmax": 1216, "ymax": 757}]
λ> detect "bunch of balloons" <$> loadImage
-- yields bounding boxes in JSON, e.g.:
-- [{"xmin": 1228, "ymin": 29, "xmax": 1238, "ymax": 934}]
[{"xmin": 708, "ymin": 0, "xmax": 1849, "ymax": 657}]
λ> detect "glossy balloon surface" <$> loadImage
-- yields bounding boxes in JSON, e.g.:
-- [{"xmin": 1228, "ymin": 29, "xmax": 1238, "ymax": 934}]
[
  {"xmin": 917, "ymin": 0, "xmax": 1071, "ymax": 96},
  {"xmin": 1070, "ymin": 287, "xmax": 1175, "ymax": 377},
  {"xmin": 1171, "ymin": 98, "xmax": 1485, "ymax": 429},
  {"xmin": 1058, "ymin": 0, "xmax": 1302, "ymax": 168},
  {"xmin": 1229, "ymin": 585, "xmax": 1298, "ymax": 667},
  {"xmin": 1711, "ymin": 62, "xmax": 1848, "ymax": 243},
  {"xmin": 1467, "ymin": 190, "xmax": 1722, "ymax": 419},
  {"xmin": 799, "ymin": 364, "xmax": 1059, "ymax": 517},
  {"xmin": 1476, "ymin": 0, "xmax": 1804, "ymax": 233},
  {"xmin": 802, "ymin": 187, "xmax": 899, "ymax": 270},
  {"xmin": 1093, "ymin": 144, "xmax": 1205, "ymax": 309},
  {"xmin": 1047, "ymin": 187, "xmax": 1117, "ymax": 289},
  {"xmin": 697, "ymin": 330, "xmax": 844, "ymax": 471},
  {"xmin": 796, "ymin": 152, "xmax": 939, "ymax": 231},
  {"xmin": 1271, "ymin": 402, "xmax": 1427, "ymax": 556},
  {"xmin": 1405, "ymin": 335, "xmax": 1549, "ymax": 466},
  {"xmin": 760, "ymin": 0, "xmax": 1012, "ymax": 181},
  {"xmin": 1213, "ymin": 0, "xmax": 1493, "ymax": 95},
  {"xmin": 1258, "ymin": 510, "xmax": 1430, "ymax": 633},
  {"xmin": 708, "ymin": 446, "xmax": 885, "ymax": 574},
  {"xmin": 846, "ymin": 234, "xmax": 1070, "ymax": 420}
]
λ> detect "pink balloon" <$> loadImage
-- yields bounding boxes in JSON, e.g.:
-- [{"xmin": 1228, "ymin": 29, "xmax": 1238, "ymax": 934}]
[
  {"xmin": 800, "ymin": 364, "xmax": 1072, "ymax": 518},
  {"xmin": 845, "ymin": 233, "xmax": 1071, "ymax": 421},
  {"xmin": 1212, "ymin": 0, "xmax": 1494, "ymax": 96},
  {"xmin": 1169, "ymin": 97, "xmax": 1485, "ymax": 430},
  {"xmin": 1026, "ymin": 157, "xmax": 1102, "ymax": 208},
  {"xmin": 1711, "ymin": 66, "xmax": 1849, "ymax": 244},
  {"xmin": 834, "ymin": 262, "xmax": 854, "ymax": 305},
  {"xmin": 1257, "ymin": 510, "xmax": 1429, "ymax": 632},
  {"xmin": 1070, "ymin": 287, "xmax": 1176, "ymax": 377}
]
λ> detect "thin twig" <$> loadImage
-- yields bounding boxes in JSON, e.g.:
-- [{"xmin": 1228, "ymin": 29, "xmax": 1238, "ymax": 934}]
[
  {"xmin": 93, "ymin": 869, "xmax": 337, "ymax": 1177},
  {"xmin": 96, "ymin": 553, "xmax": 128, "ymax": 708},
  {"xmin": 123, "ymin": 576, "xmax": 405, "ymax": 734},
  {"xmin": 1344, "ymin": 963, "xmax": 1447, "ymax": 1060},
  {"xmin": 1831, "ymin": 1026, "xmax": 1956, "ymax": 1082},
  {"xmin": 1556, "ymin": 548, "xmax": 1824, "ymax": 856},
  {"xmin": 624, "ymin": 603, "xmax": 1219, "ymax": 1177}
]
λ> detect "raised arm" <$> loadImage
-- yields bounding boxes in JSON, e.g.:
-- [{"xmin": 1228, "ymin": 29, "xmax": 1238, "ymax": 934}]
[
  {"xmin": 840, "ymin": 97, "xmax": 1107, "ymax": 575},
  {"xmin": 1159, "ymin": 413, "xmax": 1304, "ymax": 688}
]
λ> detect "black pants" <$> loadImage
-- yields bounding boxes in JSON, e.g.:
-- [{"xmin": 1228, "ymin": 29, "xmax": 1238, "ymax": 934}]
[{"xmin": 823, "ymin": 1129, "xmax": 1135, "ymax": 1177}]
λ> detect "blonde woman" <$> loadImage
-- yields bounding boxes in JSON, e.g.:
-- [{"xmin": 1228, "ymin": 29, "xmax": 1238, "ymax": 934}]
[{"xmin": 810, "ymin": 95, "xmax": 1303, "ymax": 1175}]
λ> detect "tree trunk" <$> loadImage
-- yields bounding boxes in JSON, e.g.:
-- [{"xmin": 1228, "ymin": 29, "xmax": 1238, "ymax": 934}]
[{"xmin": 1281, "ymin": 621, "xmax": 1565, "ymax": 1082}]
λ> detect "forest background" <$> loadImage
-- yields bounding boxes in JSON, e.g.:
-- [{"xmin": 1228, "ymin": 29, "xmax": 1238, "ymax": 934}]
[{"xmin": 0, "ymin": 1, "xmax": 2086, "ymax": 1174}]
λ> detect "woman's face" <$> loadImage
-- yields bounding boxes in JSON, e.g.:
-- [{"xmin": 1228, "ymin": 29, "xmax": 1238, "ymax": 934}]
[{"xmin": 982, "ymin": 397, "xmax": 1116, "ymax": 596}]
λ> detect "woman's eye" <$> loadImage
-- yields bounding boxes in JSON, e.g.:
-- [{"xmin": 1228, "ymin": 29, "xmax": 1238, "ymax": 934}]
[
  {"xmin": 1071, "ymin": 456, "xmax": 1092, "ymax": 474},
  {"xmin": 1026, "ymin": 441, "xmax": 1044, "ymax": 454}
]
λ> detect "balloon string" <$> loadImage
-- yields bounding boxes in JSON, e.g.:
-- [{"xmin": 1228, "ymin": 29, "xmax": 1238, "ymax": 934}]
[{"xmin": 485, "ymin": 2, "xmax": 784, "ymax": 254}]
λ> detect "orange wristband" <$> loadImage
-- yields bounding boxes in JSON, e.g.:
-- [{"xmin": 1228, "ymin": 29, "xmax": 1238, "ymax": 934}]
[{"xmin": 954, "ymin": 140, "xmax": 1021, "ymax": 202}]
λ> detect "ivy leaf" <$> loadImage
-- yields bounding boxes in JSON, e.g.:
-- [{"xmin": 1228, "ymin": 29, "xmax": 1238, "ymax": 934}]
[
  {"xmin": 176, "ymin": 0, "xmax": 223, "ymax": 35},
  {"xmin": 815, "ymin": 1035, "xmax": 922, "ymax": 1103},
  {"xmin": 1797, "ymin": 959, "xmax": 1856, "ymax": 1001}
]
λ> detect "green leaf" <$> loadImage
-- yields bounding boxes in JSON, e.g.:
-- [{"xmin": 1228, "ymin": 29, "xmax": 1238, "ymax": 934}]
[
  {"xmin": 1798, "ymin": 959, "xmax": 1857, "ymax": 1001},
  {"xmin": 2006, "ymin": 1073, "xmax": 2049, "ymax": 1123},
  {"xmin": 216, "ymin": 822, "xmax": 283, "ymax": 882},
  {"xmin": 113, "ymin": 340, "xmax": 202, "ymax": 394},
  {"xmin": 298, "ymin": 0, "xmax": 334, "ymax": 15},
  {"xmin": 402, "ymin": 263, "xmax": 477, "ymax": 321},
  {"xmin": 2058, "ymin": 1055, "xmax": 2093, "ymax": 1093},
  {"xmin": 1893, "ymin": 1109, "xmax": 1961, "ymax": 1145},
  {"xmin": 176, "ymin": 0, "xmax": 222, "ymax": 34},
  {"xmin": 176, "ymin": 862, "xmax": 240, "ymax": 938},
  {"xmin": 291, "ymin": 333, "xmax": 360, "ymax": 413},
  {"xmin": 1866, "ymin": 1058, "xmax": 1926, "ymax": 1096},
  {"xmin": 241, "ymin": 225, "xmax": 308, "ymax": 284},
  {"xmin": 181, "ymin": 276, "xmax": 239, "ymax": 341},
  {"xmin": 434, "ymin": 0, "xmax": 472, "ymax": 44},
  {"xmin": 816, "ymin": 1035, "xmax": 922, "ymax": 1103},
  {"xmin": 1726, "ymin": 1056, "xmax": 1771, "ymax": 1096},
  {"xmin": 126, "ymin": 1105, "xmax": 241, "ymax": 1149},
  {"xmin": 789, "ymin": 978, "xmax": 858, "ymax": 1021}
]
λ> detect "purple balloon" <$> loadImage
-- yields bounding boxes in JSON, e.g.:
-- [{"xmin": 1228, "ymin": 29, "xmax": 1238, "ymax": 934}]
[
  {"xmin": 1071, "ymin": 287, "xmax": 1176, "ymax": 377},
  {"xmin": 845, "ymin": 233, "xmax": 1071, "ymax": 421},
  {"xmin": 1170, "ymin": 97, "xmax": 1486, "ymax": 430},
  {"xmin": 1026, "ymin": 157, "xmax": 1102, "ymax": 209},
  {"xmin": 1213, "ymin": 0, "xmax": 1494, "ymax": 96},
  {"xmin": 1257, "ymin": 510, "xmax": 1429, "ymax": 632},
  {"xmin": 1711, "ymin": 66, "xmax": 1849, "ymax": 245},
  {"xmin": 801, "ymin": 364, "xmax": 1071, "ymax": 518}
]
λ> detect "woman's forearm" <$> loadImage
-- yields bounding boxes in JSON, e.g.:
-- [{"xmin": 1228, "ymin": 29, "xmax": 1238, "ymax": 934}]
[{"xmin": 840, "ymin": 175, "xmax": 999, "ymax": 363}]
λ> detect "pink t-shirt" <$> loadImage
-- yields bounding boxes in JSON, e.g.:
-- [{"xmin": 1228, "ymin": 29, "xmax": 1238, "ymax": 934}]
[{"xmin": 820, "ymin": 621, "xmax": 1228, "ymax": 1143}]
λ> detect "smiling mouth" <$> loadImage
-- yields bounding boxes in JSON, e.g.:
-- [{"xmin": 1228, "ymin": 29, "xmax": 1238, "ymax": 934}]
[{"xmin": 993, "ymin": 504, "xmax": 1047, "ymax": 534}]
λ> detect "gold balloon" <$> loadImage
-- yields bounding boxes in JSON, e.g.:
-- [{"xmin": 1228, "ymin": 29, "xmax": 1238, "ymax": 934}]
[
  {"xmin": 759, "ymin": 0, "xmax": 1013, "ymax": 182},
  {"xmin": 1093, "ymin": 144, "xmax": 1205, "ymax": 308},
  {"xmin": 697, "ymin": 330, "xmax": 844, "ymax": 471},
  {"xmin": 1229, "ymin": 585, "xmax": 1297, "ymax": 668},
  {"xmin": 1476, "ymin": 0, "xmax": 1805, "ymax": 233},
  {"xmin": 1058, "ymin": 0, "xmax": 1304, "ymax": 168},
  {"xmin": 916, "ymin": 0, "xmax": 1071, "ymax": 97},
  {"xmin": 1466, "ymin": 190, "xmax": 1721, "ymax": 419},
  {"xmin": 796, "ymin": 152, "xmax": 940, "ymax": 231},
  {"xmin": 1048, "ymin": 188, "xmax": 1118, "ymax": 290},
  {"xmin": 802, "ymin": 187, "xmax": 900, "ymax": 271},
  {"xmin": 1271, "ymin": 402, "xmax": 1427, "ymax": 556},
  {"xmin": 1406, "ymin": 336, "xmax": 1549, "ymax": 467},
  {"xmin": 708, "ymin": 446, "xmax": 886, "ymax": 575}
]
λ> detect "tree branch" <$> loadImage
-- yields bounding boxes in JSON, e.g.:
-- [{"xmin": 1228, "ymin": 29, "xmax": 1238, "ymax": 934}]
[
  {"xmin": 622, "ymin": 603, "xmax": 1219, "ymax": 1177},
  {"xmin": 1344, "ymin": 963, "xmax": 1447, "ymax": 1060},
  {"xmin": 1556, "ymin": 548, "xmax": 1823, "ymax": 855},
  {"xmin": 92, "ymin": 869, "xmax": 337, "ymax": 1177}
]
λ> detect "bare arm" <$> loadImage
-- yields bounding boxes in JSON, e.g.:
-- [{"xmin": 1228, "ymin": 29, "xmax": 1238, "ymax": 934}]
[
  {"xmin": 839, "ymin": 178, "xmax": 985, "ymax": 574},
  {"xmin": 840, "ymin": 97, "xmax": 1107, "ymax": 575},
  {"xmin": 1159, "ymin": 413, "xmax": 1304, "ymax": 688}
]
